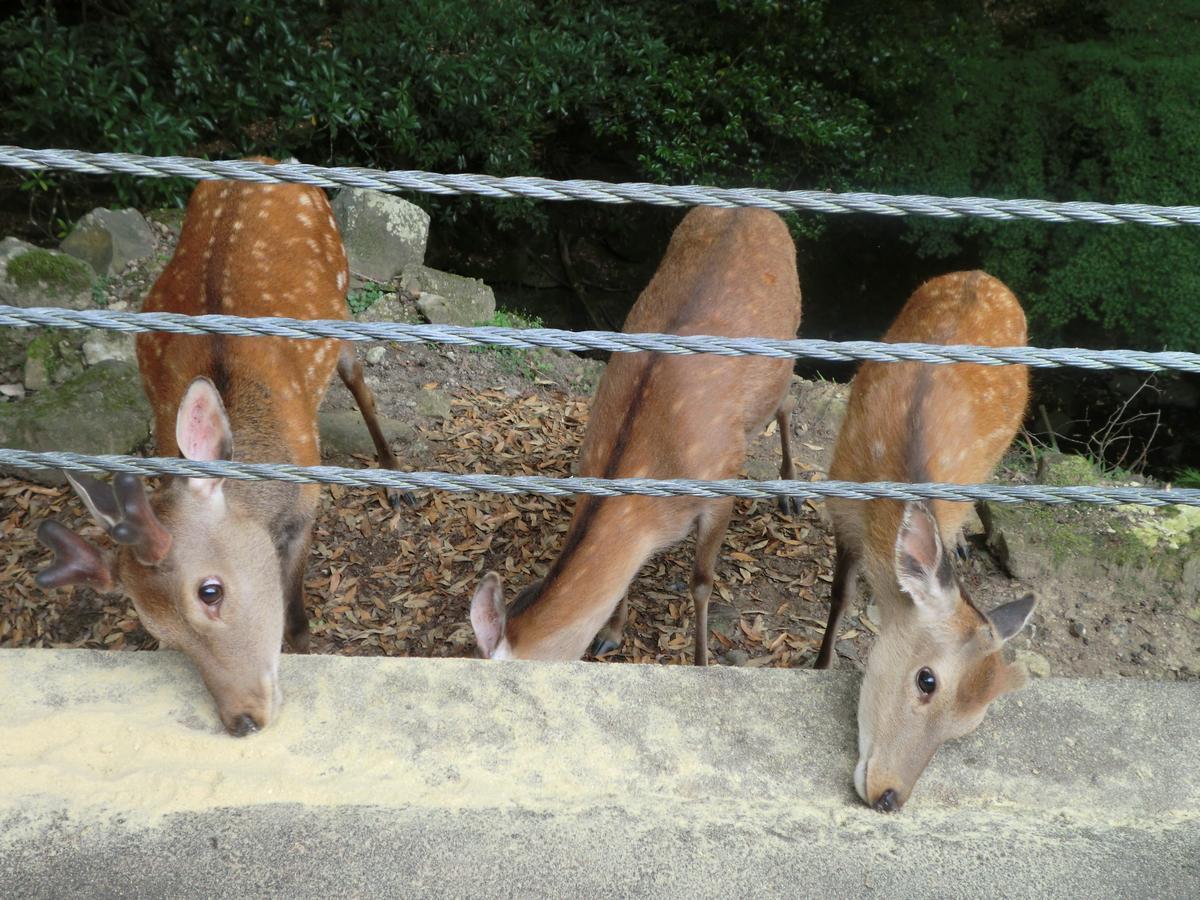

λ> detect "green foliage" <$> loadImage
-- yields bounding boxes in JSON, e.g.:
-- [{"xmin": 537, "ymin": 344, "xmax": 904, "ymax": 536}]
[
  {"xmin": 887, "ymin": 0, "xmax": 1200, "ymax": 351},
  {"xmin": 0, "ymin": 0, "xmax": 972, "ymax": 230},
  {"xmin": 474, "ymin": 307, "xmax": 550, "ymax": 380},
  {"xmin": 346, "ymin": 284, "xmax": 385, "ymax": 316},
  {"xmin": 1175, "ymin": 468, "xmax": 1200, "ymax": 489},
  {"xmin": 481, "ymin": 308, "xmax": 544, "ymax": 330}
]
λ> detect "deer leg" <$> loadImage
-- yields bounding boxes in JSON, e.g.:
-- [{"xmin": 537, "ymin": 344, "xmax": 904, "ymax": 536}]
[
  {"xmin": 691, "ymin": 499, "xmax": 735, "ymax": 666},
  {"xmin": 336, "ymin": 344, "xmax": 415, "ymax": 508},
  {"xmin": 590, "ymin": 594, "xmax": 629, "ymax": 657},
  {"xmin": 815, "ymin": 538, "xmax": 861, "ymax": 669},
  {"xmin": 283, "ymin": 543, "xmax": 310, "ymax": 653},
  {"xmin": 775, "ymin": 395, "xmax": 799, "ymax": 517}
]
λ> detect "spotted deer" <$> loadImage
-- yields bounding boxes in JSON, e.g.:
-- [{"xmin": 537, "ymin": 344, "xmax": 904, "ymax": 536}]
[
  {"xmin": 469, "ymin": 207, "xmax": 802, "ymax": 664},
  {"xmin": 816, "ymin": 270, "xmax": 1035, "ymax": 811},
  {"xmin": 35, "ymin": 162, "xmax": 408, "ymax": 735}
]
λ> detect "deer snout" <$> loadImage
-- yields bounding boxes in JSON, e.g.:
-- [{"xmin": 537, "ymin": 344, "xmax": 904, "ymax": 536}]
[
  {"xmin": 227, "ymin": 713, "xmax": 261, "ymax": 738},
  {"xmin": 873, "ymin": 789, "xmax": 900, "ymax": 813}
]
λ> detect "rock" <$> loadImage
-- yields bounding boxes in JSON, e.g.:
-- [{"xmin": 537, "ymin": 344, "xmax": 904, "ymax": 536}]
[
  {"xmin": 1, "ymin": 383, "xmax": 25, "ymax": 400},
  {"xmin": 0, "ymin": 238, "xmax": 94, "ymax": 310},
  {"xmin": 365, "ymin": 346, "xmax": 387, "ymax": 366},
  {"xmin": 319, "ymin": 409, "xmax": 417, "ymax": 459},
  {"xmin": 331, "ymin": 189, "xmax": 430, "ymax": 284},
  {"xmin": 23, "ymin": 332, "xmax": 84, "ymax": 391},
  {"xmin": 0, "ymin": 361, "xmax": 152, "ymax": 485},
  {"xmin": 1037, "ymin": 452, "xmax": 1100, "ymax": 487},
  {"xmin": 721, "ymin": 649, "xmax": 750, "ymax": 667},
  {"xmin": 59, "ymin": 208, "xmax": 156, "ymax": 277},
  {"xmin": 1069, "ymin": 621, "xmax": 1086, "ymax": 639},
  {"xmin": 1014, "ymin": 649, "xmax": 1051, "ymax": 679},
  {"xmin": 415, "ymin": 389, "xmax": 453, "ymax": 422},
  {"xmin": 81, "ymin": 330, "xmax": 137, "ymax": 367},
  {"xmin": 403, "ymin": 264, "xmax": 496, "ymax": 326}
]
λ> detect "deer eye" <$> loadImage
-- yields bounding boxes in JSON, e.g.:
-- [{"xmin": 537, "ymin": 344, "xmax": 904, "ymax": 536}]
[
  {"xmin": 198, "ymin": 578, "xmax": 224, "ymax": 606},
  {"xmin": 916, "ymin": 667, "xmax": 937, "ymax": 695}
]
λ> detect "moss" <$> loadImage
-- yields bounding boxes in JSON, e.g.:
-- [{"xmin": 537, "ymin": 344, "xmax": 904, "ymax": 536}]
[
  {"xmin": 6, "ymin": 249, "xmax": 93, "ymax": 292},
  {"xmin": 1128, "ymin": 505, "xmax": 1200, "ymax": 552},
  {"xmin": 1040, "ymin": 453, "xmax": 1102, "ymax": 487},
  {"xmin": 24, "ymin": 333, "xmax": 62, "ymax": 382}
]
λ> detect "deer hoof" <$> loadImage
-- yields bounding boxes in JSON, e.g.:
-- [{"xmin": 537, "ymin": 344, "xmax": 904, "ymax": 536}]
[
  {"xmin": 777, "ymin": 494, "xmax": 800, "ymax": 517},
  {"xmin": 590, "ymin": 636, "xmax": 622, "ymax": 657}
]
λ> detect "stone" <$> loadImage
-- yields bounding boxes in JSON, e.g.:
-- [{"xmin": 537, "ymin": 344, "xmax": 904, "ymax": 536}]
[
  {"xmin": 0, "ymin": 361, "xmax": 152, "ymax": 485},
  {"xmin": 0, "ymin": 238, "xmax": 94, "ymax": 310},
  {"xmin": 23, "ymin": 332, "xmax": 84, "ymax": 391},
  {"xmin": 721, "ymin": 649, "xmax": 750, "ymax": 666},
  {"xmin": 403, "ymin": 264, "xmax": 496, "ymax": 326},
  {"xmin": 0, "ymin": 383, "xmax": 25, "ymax": 400},
  {"xmin": 81, "ymin": 330, "xmax": 137, "ymax": 367},
  {"xmin": 365, "ymin": 346, "xmax": 387, "ymax": 366},
  {"xmin": 331, "ymin": 189, "xmax": 430, "ymax": 284},
  {"xmin": 415, "ymin": 389, "xmax": 453, "ymax": 422},
  {"xmin": 319, "ymin": 409, "xmax": 417, "ymax": 459},
  {"xmin": 1069, "ymin": 621, "xmax": 1086, "ymax": 639},
  {"xmin": 1037, "ymin": 451, "xmax": 1100, "ymax": 487},
  {"xmin": 1015, "ymin": 649, "xmax": 1051, "ymax": 679},
  {"xmin": 59, "ymin": 208, "xmax": 156, "ymax": 277}
]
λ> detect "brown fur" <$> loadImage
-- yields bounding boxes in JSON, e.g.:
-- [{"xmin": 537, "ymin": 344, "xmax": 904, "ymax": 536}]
[
  {"xmin": 486, "ymin": 207, "xmax": 802, "ymax": 662},
  {"xmin": 38, "ymin": 162, "xmax": 403, "ymax": 734},
  {"xmin": 819, "ymin": 271, "xmax": 1032, "ymax": 810}
]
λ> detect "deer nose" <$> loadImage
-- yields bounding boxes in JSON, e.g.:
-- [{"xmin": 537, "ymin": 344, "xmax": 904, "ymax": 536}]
[
  {"xmin": 873, "ymin": 789, "xmax": 899, "ymax": 813},
  {"xmin": 228, "ymin": 714, "xmax": 260, "ymax": 738}
]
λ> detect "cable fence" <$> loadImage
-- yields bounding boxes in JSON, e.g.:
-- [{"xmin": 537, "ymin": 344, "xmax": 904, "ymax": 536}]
[{"xmin": 0, "ymin": 146, "xmax": 1195, "ymax": 508}]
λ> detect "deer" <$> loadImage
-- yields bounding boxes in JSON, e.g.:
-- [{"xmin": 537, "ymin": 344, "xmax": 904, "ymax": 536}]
[
  {"xmin": 34, "ymin": 162, "xmax": 409, "ymax": 736},
  {"xmin": 469, "ymin": 206, "xmax": 802, "ymax": 664},
  {"xmin": 814, "ymin": 270, "xmax": 1035, "ymax": 811}
]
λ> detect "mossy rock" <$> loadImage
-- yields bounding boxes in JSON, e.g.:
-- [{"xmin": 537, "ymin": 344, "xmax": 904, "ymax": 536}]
[
  {"xmin": 1038, "ymin": 452, "xmax": 1102, "ymax": 487},
  {"xmin": 0, "ymin": 361, "xmax": 152, "ymax": 486},
  {"xmin": 982, "ymin": 499, "xmax": 1195, "ymax": 590},
  {"xmin": 0, "ymin": 239, "xmax": 94, "ymax": 310},
  {"xmin": 23, "ymin": 332, "xmax": 85, "ymax": 391},
  {"xmin": 6, "ymin": 249, "xmax": 93, "ymax": 293}
]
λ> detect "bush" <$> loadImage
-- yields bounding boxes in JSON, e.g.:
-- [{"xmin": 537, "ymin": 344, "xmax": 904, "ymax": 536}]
[
  {"xmin": 1, "ymin": 0, "xmax": 974, "ymax": 228},
  {"xmin": 886, "ymin": 0, "xmax": 1200, "ymax": 351}
]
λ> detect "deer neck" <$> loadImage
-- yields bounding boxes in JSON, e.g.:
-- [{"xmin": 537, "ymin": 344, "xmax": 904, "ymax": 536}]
[{"xmin": 507, "ymin": 497, "xmax": 655, "ymax": 660}]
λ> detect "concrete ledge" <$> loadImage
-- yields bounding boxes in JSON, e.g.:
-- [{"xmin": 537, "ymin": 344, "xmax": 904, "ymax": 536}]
[{"xmin": 1, "ymin": 649, "xmax": 1197, "ymax": 897}]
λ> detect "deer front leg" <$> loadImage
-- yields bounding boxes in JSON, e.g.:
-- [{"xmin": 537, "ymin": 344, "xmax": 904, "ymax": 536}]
[
  {"xmin": 691, "ymin": 499, "xmax": 735, "ymax": 666},
  {"xmin": 336, "ymin": 344, "xmax": 415, "ymax": 508},
  {"xmin": 590, "ymin": 594, "xmax": 629, "ymax": 657},
  {"xmin": 775, "ymin": 395, "xmax": 799, "ymax": 517},
  {"xmin": 815, "ymin": 537, "xmax": 861, "ymax": 669}
]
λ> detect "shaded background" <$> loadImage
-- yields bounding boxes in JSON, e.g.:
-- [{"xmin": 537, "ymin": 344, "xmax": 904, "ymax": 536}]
[{"xmin": 3, "ymin": 0, "xmax": 1198, "ymax": 475}]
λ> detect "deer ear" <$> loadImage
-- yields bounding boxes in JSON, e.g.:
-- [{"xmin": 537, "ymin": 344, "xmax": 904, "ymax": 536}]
[
  {"xmin": 894, "ymin": 501, "xmax": 956, "ymax": 620},
  {"xmin": 987, "ymin": 593, "xmax": 1037, "ymax": 643},
  {"xmin": 35, "ymin": 520, "xmax": 117, "ymax": 591},
  {"xmin": 470, "ymin": 572, "xmax": 508, "ymax": 658},
  {"xmin": 175, "ymin": 377, "xmax": 232, "ymax": 499}
]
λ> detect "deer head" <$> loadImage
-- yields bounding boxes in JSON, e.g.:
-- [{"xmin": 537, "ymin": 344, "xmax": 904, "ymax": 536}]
[
  {"xmin": 36, "ymin": 377, "xmax": 286, "ymax": 736},
  {"xmin": 855, "ymin": 502, "xmax": 1036, "ymax": 811}
]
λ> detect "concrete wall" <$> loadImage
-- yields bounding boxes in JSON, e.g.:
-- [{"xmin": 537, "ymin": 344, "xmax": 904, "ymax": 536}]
[{"xmin": 1, "ymin": 649, "xmax": 1196, "ymax": 897}]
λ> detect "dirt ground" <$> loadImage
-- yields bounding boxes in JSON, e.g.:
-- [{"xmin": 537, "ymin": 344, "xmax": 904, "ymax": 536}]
[{"xmin": 2, "ymin": 331, "xmax": 1197, "ymax": 681}]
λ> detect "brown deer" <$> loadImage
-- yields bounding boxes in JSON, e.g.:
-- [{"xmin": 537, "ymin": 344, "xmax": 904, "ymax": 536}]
[
  {"xmin": 469, "ymin": 207, "xmax": 802, "ymax": 664},
  {"xmin": 35, "ymin": 163, "xmax": 408, "ymax": 735},
  {"xmin": 816, "ymin": 270, "xmax": 1035, "ymax": 811}
]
